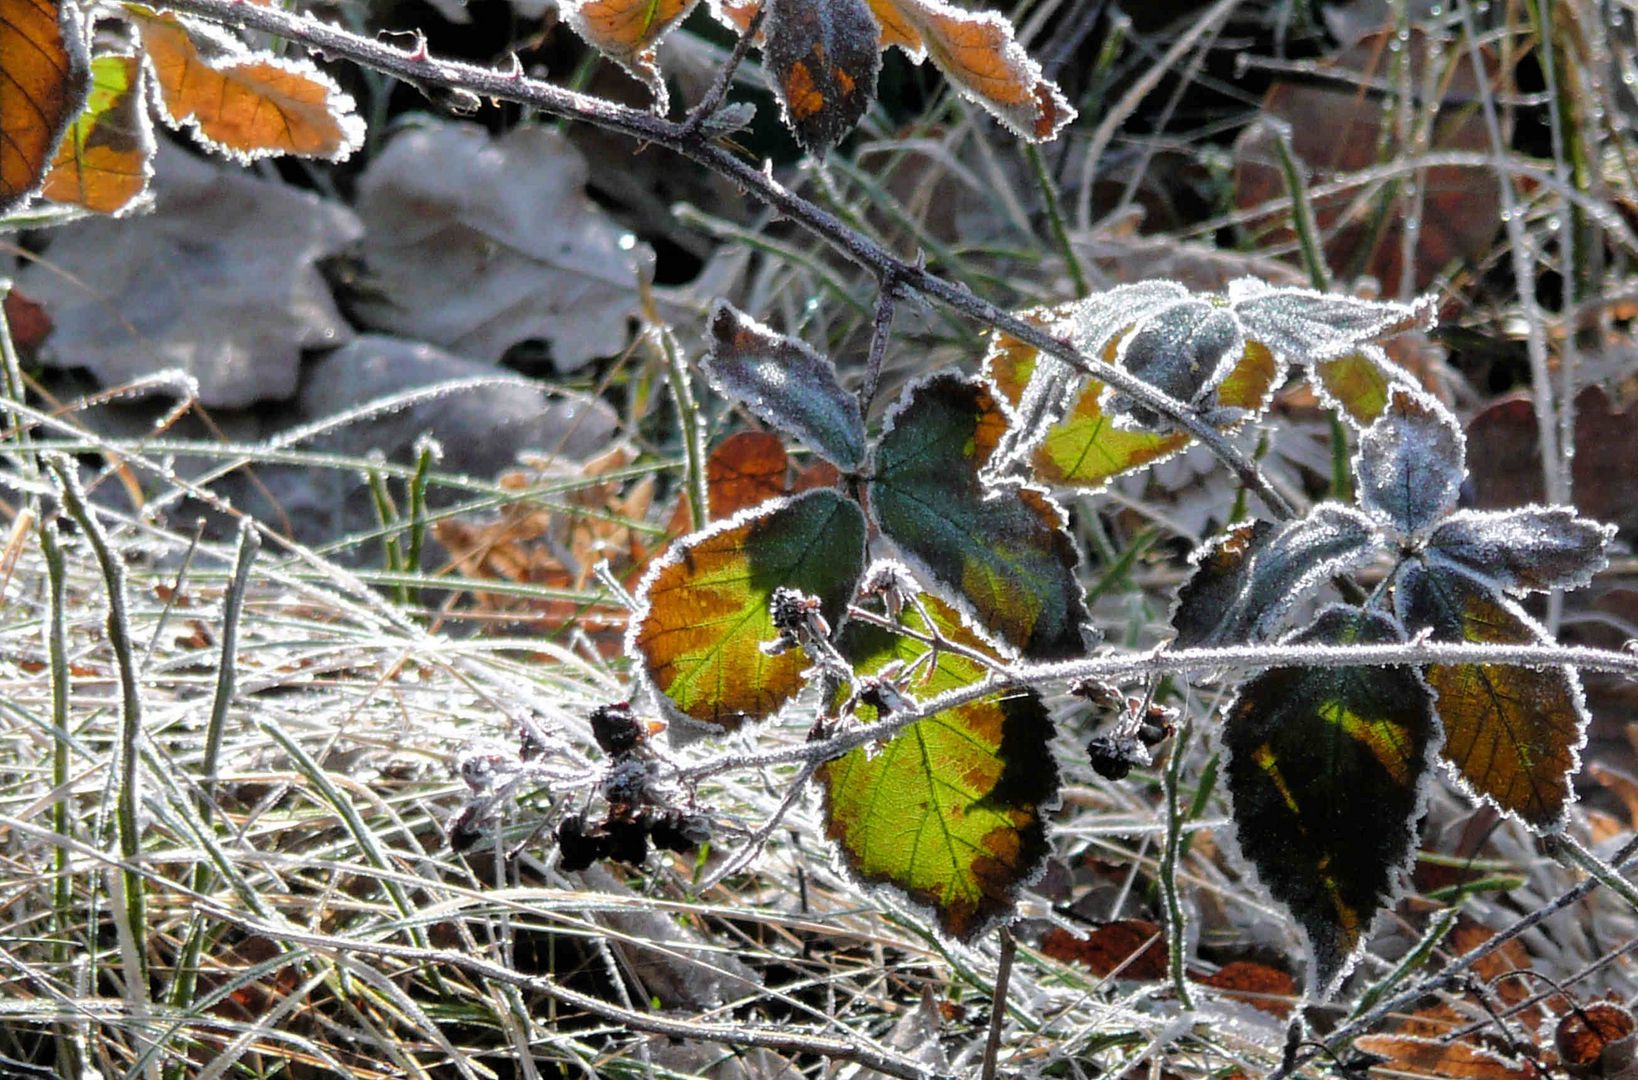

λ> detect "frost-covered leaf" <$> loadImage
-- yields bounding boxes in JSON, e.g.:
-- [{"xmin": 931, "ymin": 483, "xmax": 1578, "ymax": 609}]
[
  {"xmin": 629, "ymin": 489, "xmax": 866, "ymax": 730},
  {"xmin": 353, "ymin": 121, "xmax": 645, "ymax": 371},
  {"xmin": 1224, "ymin": 606, "xmax": 1436, "ymax": 998},
  {"xmin": 986, "ymin": 299, "xmax": 1278, "ymax": 492},
  {"xmin": 1311, "ymin": 346, "xmax": 1401, "ymax": 426},
  {"xmin": 560, "ymin": 0, "xmax": 699, "ymax": 108},
  {"xmin": 822, "ymin": 589, "xmax": 1057, "ymax": 941},
  {"xmin": 1352, "ymin": 1034, "xmax": 1534, "ymax": 1080},
  {"xmin": 1100, "ymin": 297, "xmax": 1244, "ymax": 429},
  {"xmin": 1395, "ymin": 559, "xmax": 1586, "ymax": 829},
  {"xmin": 128, "ymin": 7, "xmax": 362, "ymax": 161},
  {"xmin": 702, "ymin": 302, "xmax": 867, "ymax": 471},
  {"xmin": 1226, "ymin": 279, "xmax": 1429, "ymax": 367},
  {"xmin": 42, "ymin": 53, "xmax": 152, "ymax": 215},
  {"xmin": 1172, "ymin": 504, "xmax": 1381, "ymax": 648},
  {"xmin": 870, "ymin": 373, "xmax": 1088, "ymax": 660},
  {"xmin": 17, "ymin": 141, "xmax": 359, "ymax": 406},
  {"xmin": 763, "ymin": 0, "xmax": 881, "ymax": 155},
  {"xmin": 1356, "ymin": 387, "xmax": 1465, "ymax": 539},
  {"xmin": 0, "ymin": 0, "xmax": 89, "ymax": 215},
  {"xmin": 1425, "ymin": 508, "xmax": 1614, "ymax": 596}
]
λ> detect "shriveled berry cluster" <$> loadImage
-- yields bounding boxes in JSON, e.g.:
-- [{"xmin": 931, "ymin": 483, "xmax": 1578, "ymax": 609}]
[{"xmin": 554, "ymin": 702, "xmax": 710, "ymax": 872}]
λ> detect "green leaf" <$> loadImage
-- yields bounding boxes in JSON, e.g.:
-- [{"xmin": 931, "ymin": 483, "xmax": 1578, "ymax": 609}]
[
  {"xmin": 870, "ymin": 372, "xmax": 1088, "ymax": 659},
  {"xmin": 985, "ymin": 321, "xmax": 1281, "ymax": 492},
  {"xmin": 1355, "ymin": 387, "xmax": 1466, "ymax": 540},
  {"xmin": 628, "ymin": 489, "xmax": 866, "ymax": 731},
  {"xmin": 1311, "ymin": 346, "xmax": 1397, "ymax": 426},
  {"xmin": 1394, "ymin": 560, "xmax": 1586, "ymax": 829},
  {"xmin": 703, "ymin": 301, "xmax": 868, "ymax": 472},
  {"xmin": 1223, "ymin": 606, "xmax": 1436, "ymax": 997},
  {"xmin": 1424, "ymin": 508, "xmax": 1614, "ymax": 595},
  {"xmin": 821, "ymin": 587, "xmax": 1058, "ymax": 941}
]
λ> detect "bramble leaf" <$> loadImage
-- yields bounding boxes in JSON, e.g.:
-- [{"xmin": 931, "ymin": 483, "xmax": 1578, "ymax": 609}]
[
  {"xmin": 702, "ymin": 302, "xmax": 867, "ymax": 472},
  {"xmin": 1225, "ymin": 279, "xmax": 1429, "ymax": 367},
  {"xmin": 822, "ymin": 588, "xmax": 1058, "ymax": 941},
  {"xmin": 1356, "ymin": 387, "xmax": 1465, "ymax": 540},
  {"xmin": 1172, "ymin": 504, "xmax": 1381, "ymax": 648},
  {"xmin": 127, "ymin": 7, "xmax": 362, "ymax": 161},
  {"xmin": 706, "ymin": 431, "xmax": 792, "ymax": 519},
  {"xmin": 1394, "ymin": 559, "xmax": 1586, "ymax": 829},
  {"xmin": 763, "ymin": 0, "xmax": 881, "ymax": 155},
  {"xmin": 42, "ymin": 53, "xmax": 152, "ymax": 215},
  {"xmin": 1311, "ymin": 346, "xmax": 1399, "ymax": 425},
  {"xmin": 0, "ymin": 0, "xmax": 90, "ymax": 216},
  {"xmin": 629, "ymin": 489, "xmax": 866, "ymax": 730},
  {"xmin": 1099, "ymin": 297, "xmax": 1244, "ymax": 429},
  {"xmin": 559, "ymin": 0, "xmax": 698, "ymax": 108},
  {"xmin": 870, "ymin": 373, "xmax": 1089, "ymax": 660},
  {"xmin": 985, "ymin": 305, "xmax": 1279, "ymax": 492},
  {"xmin": 1223, "ymin": 606, "xmax": 1436, "ymax": 998},
  {"xmin": 1424, "ymin": 508, "xmax": 1614, "ymax": 596}
]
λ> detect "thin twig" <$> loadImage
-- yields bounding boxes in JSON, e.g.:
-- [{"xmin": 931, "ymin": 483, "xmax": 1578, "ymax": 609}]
[
  {"xmin": 681, "ymin": 1, "xmax": 766, "ymax": 136},
  {"xmin": 980, "ymin": 927, "xmax": 1017, "ymax": 1080},
  {"xmin": 859, "ymin": 277, "xmax": 899, "ymax": 416}
]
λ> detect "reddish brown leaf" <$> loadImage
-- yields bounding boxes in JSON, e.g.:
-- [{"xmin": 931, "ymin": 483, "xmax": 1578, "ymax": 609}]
[
  {"xmin": 1555, "ymin": 1001, "xmax": 1636, "ymax": 1070},
  {"xmin": 1192, "ymin": 961, "xmax": 1296, "ymax": 1017},
  {"xmin": 707, "ymin": 430, "xmax": 790, "ymax": 519},
  {"xmin": 0, "ymin": 0, "xmax": 90, "ymax": 214},
  {"xmin": 2, "ymin": 290, "xmax": 51, "ymax": 351},
  {"xmin": 1038, "ymin": 921, "xmax": 1168, "ymax": 980},
  {"xmin": 129, "ymin": 8, "xmax": 362, "ymax": 160},
  {"xmin": 1352, "ymin": 1034, "xmax": 1534, "ymax": 1079}
]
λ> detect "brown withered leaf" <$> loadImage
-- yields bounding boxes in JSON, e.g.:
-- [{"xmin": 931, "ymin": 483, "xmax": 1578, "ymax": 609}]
[
  {"xmin": 1352, "ymin": 1034, "xmax": 1534, "ymax": 1079},
  {"xmin": 0, "ymin": 0, "xmax": 90, "ymax": 215},
  {"xmin": 1038, "ymin": 921, "xmax": 1168, "ymax": 980},
  {"xmin": 42, "ymin": 53, "xmax": 152, "ymax": 215},
  {"xmin": 1555, "ymin": 1001, "xmax": 1637, "ymax": 1071},
  {"xmin": 1192, "ymin": 961, "xmax": 1297, "ymax": 1018},
  {"xmin": 127, "ymin": 7, "xmax": 362, "ymax": 161},
  {"xmin": 708, "ymin": 431, "xmax": 790, "ymax": 519}
]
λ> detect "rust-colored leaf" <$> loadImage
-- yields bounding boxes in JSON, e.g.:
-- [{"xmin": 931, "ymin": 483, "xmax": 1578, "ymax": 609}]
[
  {"xmin": 1192, "ymin": 961, "xmax": 1297, "ymax": 1017},
  {"xmin": 0, "ymin": 0, "xmax": 90, "ymax": 215},
  {"xmin": 1352, "ymin": 1034, "xmax": 1534, "ymax": 1079},
  {"xmin": 1555, "ymin": 1001, "xmax": 1636, "ymax": 1070},
  {"xmin": 42, "ymin": 53, "xmax": 152, "ymax": 214},
  {"xmin": 128, "ymin": 7, "xmax": 362, "ymax": 161},
  {"xmin": 1038, "ymin": 921, "xmax": 1168, "ymax": 980},
  {"xmin": 707, "ymin": 430, "xmax": 790, "ymax": 519},
  {"xmin": 764, "ymin": 0, "xmax": 880, "ymax": 155}
]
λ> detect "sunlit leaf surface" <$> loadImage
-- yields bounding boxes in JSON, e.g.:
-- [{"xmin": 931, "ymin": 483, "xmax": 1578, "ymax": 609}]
[
  {"xmin": 42, "ymin": 53, "xmax": 152, "ymax": 215},
  {"xmin": 0, "ymin": 0, "xmax": 89, "ymax": 214}
]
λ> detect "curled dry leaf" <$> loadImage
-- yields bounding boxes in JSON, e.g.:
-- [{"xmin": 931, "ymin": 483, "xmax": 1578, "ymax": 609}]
[
  {"xmin": 0, "ymin": 0, "xmax": 90, "ymax": 215},
  {"xmin": 127, "ymin": 7, "xmax": 362, "ymax": 161},
  {"xmin": 1038, "ymin": 921, "xmax": 1168, "ymax": 980},
  {"xmin": 1555, "ymin": 1001, "xmax": 1637, "ymax": 1072},
  {"xmin": 42, "ymin": 53, "xmax": 153, "ymax": 215},
  {"xmin": 1352, "ymin": 1034, "xmax": 1535, "ymax": 1079}
]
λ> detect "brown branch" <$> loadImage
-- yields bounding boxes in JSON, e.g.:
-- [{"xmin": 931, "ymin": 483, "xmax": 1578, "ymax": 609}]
[{"xmin": 152, "ymin": 0, "xmax": 1297, "ymax": 520}]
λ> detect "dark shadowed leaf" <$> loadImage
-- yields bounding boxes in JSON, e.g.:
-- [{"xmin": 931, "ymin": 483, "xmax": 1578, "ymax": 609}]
[
  {"xmin": 0, "ymin": 0, "xmax": 90, "ymax": 215},
  {"xmin": 1425, "ymin": 508, "xmax": 1614, "ymax": 596},
  {"xmin": 1355, "ymin": 387, "xmax": 1465, "ymax": 539},
  {"xmin": 129, "ymin": 7, "xmax": 362, "ymax": 161},
  {"xmin": 822, "ymin": 589, "xmax": 1058, "ymax": 941},
  {"xmin": 1227, "ymin": 279, "xmax": 1428, "ymax": 368},
  {"xmin": 629, "ymin": 489, "xmax": 866, "ymax": 730},
  {"xmin": 1100, "ymin": 297, "xmax": 1244, "ymax": 428},
  {"xmin": 1173, "ymin": 504, "xmax": 1381, "ymax": 648},
  {"xmin": 41, "ymin": 53, "xmax": 152, "ymax": 215},
  {"xmin": 870, "ymin": 373, "xmax": 1088, "ymax": 659},
  {"xmin": 702, "ymin": 302, "xmax": 867, "ymax": 471},
  {"xmin": 763, "ymin": 0, "xmax": 881, "ymax": 155},
  {"xmin": 558, "ymin": 0, "xmax": 698, "ymax": 107},
  {"xmin": 1394, "ymin": 559, "xmax": 1585, "ymax": 829},
  {"xmin": 1223, "ymin": 606, "xmax": 1436, "ymax": 998},
  {"xmin": 1038, "ymin": 921, "xmax": 1168, "ymax": 980}
]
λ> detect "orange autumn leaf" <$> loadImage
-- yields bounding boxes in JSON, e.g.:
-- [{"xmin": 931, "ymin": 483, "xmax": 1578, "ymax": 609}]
[
  {"xmin": 876, "ymin": 0, "xmax": 1074, "ymax": 141},
  {"xmin": 1038, "ymin": 921, "xmax": 1168, "ymax": 980},
  {"xmin": 0, "ymin": 0, "xmax": 90, "ymax": 215},
  {"xmin": 127, "ymin": 7, "xmax": 362, "ymax": 161},
  {"xmin": 1352, "ymin": 1034, "xmax": 1534, "ymax": 1079},
  {"xmin": 42, "ymin": 53, "xmax": 153, "ymax": 215},
  {"xmin": 707, "ymin": 430, "xmax": 790, "ymax": 519},
  {"xmin": 1192, "ymin": 961, "xmax": 1296, "ymax": 1018},
  {"xmin": 560, "ymin": 0, "xmax": 699, "ymax": 108}
]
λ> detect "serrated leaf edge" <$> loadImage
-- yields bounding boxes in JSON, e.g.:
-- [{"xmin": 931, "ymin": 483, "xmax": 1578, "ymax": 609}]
[{"xmin": 1423, "ymin": 505, "xmax": 1617, "ymax": 596}]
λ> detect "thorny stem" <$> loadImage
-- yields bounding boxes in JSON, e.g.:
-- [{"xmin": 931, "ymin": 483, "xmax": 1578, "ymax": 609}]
[
  {"xmin": 673, "ymin": 638, "xmax": 1638, "ymax": 782},
  {"xmin": 859, "ymin": 277, "xmax": 899, "ymax": 416},
  {"xmin": 154, "ymin": 0, "xmax": 1298, "ymax": 521}
]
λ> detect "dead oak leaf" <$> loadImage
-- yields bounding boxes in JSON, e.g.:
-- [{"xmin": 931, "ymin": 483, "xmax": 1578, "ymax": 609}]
[{"xmin": 352, "ymin": 120, "xmax": 647, "ymax": 371}]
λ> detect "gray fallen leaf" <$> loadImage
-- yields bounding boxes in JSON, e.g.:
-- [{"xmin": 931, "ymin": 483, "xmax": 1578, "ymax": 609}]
[
  {"xmin": 353, "ymin": 119, "xmax": 647, "ymax": 371},
  {"xmin": 19, "ymin": 140, "xmax": 360, "ymax": 408}
]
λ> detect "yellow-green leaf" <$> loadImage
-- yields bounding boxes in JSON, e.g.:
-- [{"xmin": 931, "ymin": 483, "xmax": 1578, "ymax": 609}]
[{"xmin": 42, "ymin": 53, "xmax": 152, "ymax": 215}]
